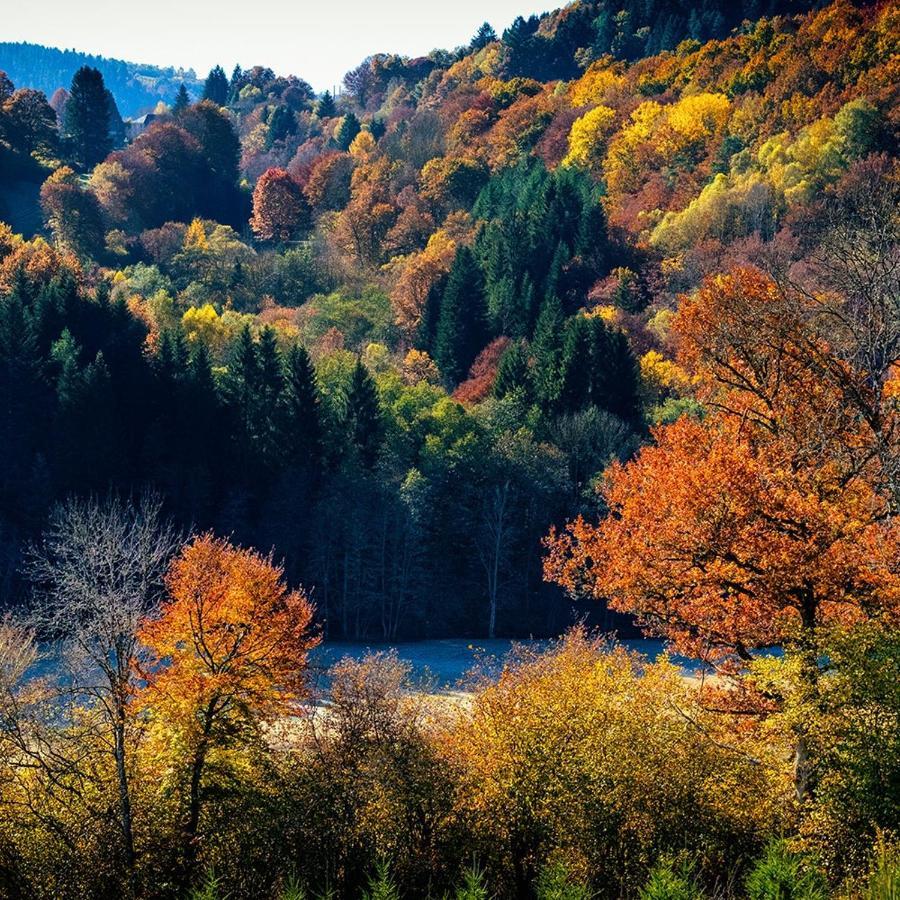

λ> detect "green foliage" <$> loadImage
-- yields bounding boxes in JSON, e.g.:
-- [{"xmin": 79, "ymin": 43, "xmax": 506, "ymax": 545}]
[
  {"xmin": 63, "ymin": 66, "xmax": 112, "ymax": 169},
  {"xmin": 745, "ymin": 842, "xmax": 827, "ymax": 900},
  {"xmin": 363, "ymin": 860, "xmax": 400, "ymax": 900},
  {"xmin": 455, "ymin": 862, "xmax": 491, "ymax": 899},
  {"xmin": 639, "ymin": 856, "xmax": 703, "ymax": 900},
  {"xmin": 434, "ymin": 246, "xmax": 489, "ymax": 384},
  {"xmin": 862, "ymin": 844, "xmax": 900, "ymax": 900},
  {"xmin": 190, "ymin": 870, "xmax": 230, "ymax": 900},
  {"xmin": 535, "ymin": 861, "xmax": 592, "ymax": 899}
]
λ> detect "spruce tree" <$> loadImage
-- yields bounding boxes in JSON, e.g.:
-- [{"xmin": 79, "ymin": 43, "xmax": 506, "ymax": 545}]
[
  {"xmin": 202, "ymin": 65, "xmax": 229, "ymax": 105},
  {"xmin": 256, "ymin": 327, "xmax": 284, "ymax": 463},
  {"xmin": 280, "ymin": 344, "xmax": 322, "ymax": 473},
  {"xmin": 433, "ymin": 246, "xmax": 489, "ymax": 385},
  {"xmin": 63, "ymin": 66, "xmax": 112, "ymax": 170},
  {"xmin": 470, "ymin": 21, "xmax": 498, "ymax": 51},
  {"xmin": 591, "ymin": 322, "xmax": 641, "ymax": 423},
  {"xmin": 316, "ymin": 90, "xmax": 337, "ymax": 118},
  {"xmin": 335, "ymin": 112, "xmax": 361, "ymax": 151},
  {"xmin": 530, "ymin": 293, "xmax": 565, "ymax": 409},
  {"xmin": 493, "ymin": 340, "xmax": 531, "ymax": 401},
  {"xmin": 226, "ymin": 325, "xmax": 262, "ymax": 465},
  {"xmin": 228, "ymin": 64, "xmax": 244, "ymax": 102},
  {"xmin": 558, "ymin": 314, "xmax": 593, "ymax": 413},
  {"xmin": 344, "ymin": 358, "xmax": 382, "ymax": 469},
  {"xmin": 172, "ymin": 83, "xmax": 190, "ymax": 116}
]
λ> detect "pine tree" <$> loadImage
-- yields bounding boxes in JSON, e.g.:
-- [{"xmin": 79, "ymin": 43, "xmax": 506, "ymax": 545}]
[
  {"xmin": 0, "ymin": 286, "xmax": 49, "ymax": 509},
  {"xmin": 265, "ymin": 104, "xmax": 296, "ymax": 149},
  {"xmin": 335, "ymin": 112, "xmax": 361, "ymax": 151},
  {"xmin": 63, "ymin": 66, "xmax": 112, "ymax": 170},
  {"xmin": 434, "ymin": 246, "xmax": 489, "ymax": 385},
  {"xmin": 280, "ymin": 344, "xmax": 322, "ymax": 474},
  {"xmin": 344, "ymin": 358, "xmax": 382, "ymax": 469},
  {"xmin": 172, "ymin": 83, "xmax": 190, "ymax": 116},
  {"xmin": 316, "ymin": 90, "xmax": 337, "ymax": 119},
  {"xmin": 202, "ymin": 65, "xmax": 230, "ymax": 105}
]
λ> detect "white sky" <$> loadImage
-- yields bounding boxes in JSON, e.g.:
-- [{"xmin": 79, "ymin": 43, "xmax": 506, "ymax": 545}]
[{"xmin": 5, "ymin": 0, "xmax": 552, "ymax": 92}]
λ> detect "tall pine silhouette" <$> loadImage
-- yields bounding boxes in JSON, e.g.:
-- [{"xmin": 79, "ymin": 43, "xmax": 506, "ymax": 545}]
[{"xmin": 434, "ymin": 246, "xmax": 489, "ymax": 385}]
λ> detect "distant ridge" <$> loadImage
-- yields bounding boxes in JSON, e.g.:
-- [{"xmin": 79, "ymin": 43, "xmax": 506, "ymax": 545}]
[{"xmin": 0, "ymin": 41, "xmax": 203, "ymax": 117}]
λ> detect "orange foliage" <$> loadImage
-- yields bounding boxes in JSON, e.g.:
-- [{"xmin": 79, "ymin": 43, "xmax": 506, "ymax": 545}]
[
  {"xmin": 546, "ymin": 270, "xmax": 900, "ymax": 665},
  {"xmin": 138, "ymin": 534, "xmax": 319, "ymax": 731}
]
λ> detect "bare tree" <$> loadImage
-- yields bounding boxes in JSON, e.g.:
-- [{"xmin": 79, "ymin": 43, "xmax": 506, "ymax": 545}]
[{"xmin": 25, "ymin": 492, "xmax": 180, "ymax": 880}]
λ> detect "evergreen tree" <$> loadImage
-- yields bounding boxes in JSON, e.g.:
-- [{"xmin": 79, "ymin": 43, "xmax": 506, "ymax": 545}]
[
  {"xmin": 226, "ymin": 325, "xmax": 262, "ymax": 466},
  {"xmin": 0, "ymin": 285, "xmax": 49, "ymax": 517},
  {"xmin": 335, "ymin": 112, "xmax": 361, "ymax": 151},
  {"xmin": 471, "ymin": 22, "xmax": 498, "ymax": 51},
  {"xmin": 265, "ymin": 104, "xmax": 296, "ymax": 149},
  {"xmin": 172, "ymin": 83, "xmax": 190, "ymax": 116},
  {"xmin": 316, "ymin": 90, "xmax": 337, "ymax": 118},
  {"xmin": 105, "ymin": 90, "xmax": 125, "ymax": 150},
  {"xmin": 228, "ymin": 64, "xmax": 244, "ymax": 102},
  {"xmin": 344, "ymin": 358, "xmax": 382, "ymax": 469},
  {"xmin": 280, "ymin": 344, "xmax": 322, "ymax": 474},
  {"xmin": 558, "ymin": 315, "xmax": 593, "ymax": 413},
  {"xmin": 493, "ymin": 340, "xmax": 531, "ymax": 400},
  {"xmin": 63, "ymin": 66, "xmax": 112, "ymax": 169},
  {"xmin": 202, "ymin": 65, "xmax": 229, "ymax": 105},
  {"xmin": 255, "ymin": 327, "xmax": 284, "ymax": 465},
  {"xmin": 434, "ymin": 246, "xmax": 489, "ymax": 385},
  {"xmin": 530, "ymin": 293, "xmax": 565, "ymax": 408},
  {"xmin": 591, "ymin": 322, "xmax": 641, "ymax": 423}
]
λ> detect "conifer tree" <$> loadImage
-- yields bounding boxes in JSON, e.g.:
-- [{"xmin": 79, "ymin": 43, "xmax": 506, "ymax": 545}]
[
  {"xmin": 493, "ymin": 339, "xmax": 531, "ymax": 400},
  {"xmin": 228, "ymin": 64, "xmax": 244, "ymax": 102},
  {"xmin": 470, "ymin": 21, "xmax": 498, "ymax": 51},
  {"xmin": 255, "ymin": 327, "xmax": 284, "ymax": 465},
  {"xmin": 316, "ymin": 90, "xmax": 337, "ymax": 118},
  {"xmin": 335, "ymin": 111, "xmax": 361, "ymax": 151},
  {"xmin": 63, "ymin": 66, "xmax": 112, "ymax": 169},
  {"xmin": 530, "ymin": 293, "xmax": 565, "ymax": 409},
  {"xmin": 172, "ymin": 83, "xmax": 190, "ymax": 116},
  {"xmin": 344, "ymin": 358, "xmax": 382, "ymax": 469},
  {"xmin": 559, "ymin": 315, "xmax": 593, "ymax": 413},
  {"xmin": 434, "ymin": 246, "xmax": 489, "ymax": 385},
  {"xmin": 202, "ymin": 65, "xmax": 229, "ymax": 106},
  {"xmin": 280, "ymin": 344, "xmax": 322, "ymax": 472}
]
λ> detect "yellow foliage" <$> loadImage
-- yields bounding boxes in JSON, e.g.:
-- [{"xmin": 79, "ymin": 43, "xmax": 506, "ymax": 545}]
[
  {"xmin": 183, "ymin": 218, "xmax": 208, "ymax": 250},
  {"xmin": 349, "ymin": 130, "xmax": 377, "ymax": 159},
  {"xmin": 569, "ymin": 62, "xmax": 626, "ymax": 107},
  {"xmin": 562, "ymin": 105, "xmax": 616, "ymax": 169}
]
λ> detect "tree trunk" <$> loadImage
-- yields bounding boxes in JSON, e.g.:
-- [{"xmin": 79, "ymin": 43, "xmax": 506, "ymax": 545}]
[{"xmin": 113, "ymin": 705, "xmax": 136, "ymax": 892}]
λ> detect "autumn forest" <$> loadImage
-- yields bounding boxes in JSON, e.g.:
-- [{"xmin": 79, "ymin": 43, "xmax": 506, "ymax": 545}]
[{"xmin": 0, "ymin": 0, "xmax": 898, "ymax": 896}]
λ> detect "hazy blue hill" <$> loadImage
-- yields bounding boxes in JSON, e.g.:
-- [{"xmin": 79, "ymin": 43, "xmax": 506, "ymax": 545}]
[{"xmin": 0, "ymin": 41, "xmax": 203, "ymax": 116}]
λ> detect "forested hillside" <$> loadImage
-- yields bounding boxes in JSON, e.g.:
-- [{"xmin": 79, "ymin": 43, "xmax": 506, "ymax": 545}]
[
  {"xmin": 0, "ymin": 0, "xmax": 896, "ymax": 642},
  {"xmin": 0, "ymin": 0, "xmax": 899, "ymax": 896},
  {"xmin": 0, "ymin": 42, "xmax": 202, "ymax": 116}
]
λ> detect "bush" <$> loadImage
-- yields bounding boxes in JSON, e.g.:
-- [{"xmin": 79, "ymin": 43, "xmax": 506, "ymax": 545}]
[
  {"xmin": 745, "ymin": 842, "xmax": 828, "ymax": 900},
  {"xmin": 639, "ymin": 856, "xmax": 703, "ymax": 900}
]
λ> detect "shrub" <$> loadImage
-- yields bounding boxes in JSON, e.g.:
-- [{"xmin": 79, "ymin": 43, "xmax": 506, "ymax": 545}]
[{"xmin": 745, "ymin": 842, "xmax": 828, "ymax": 900}]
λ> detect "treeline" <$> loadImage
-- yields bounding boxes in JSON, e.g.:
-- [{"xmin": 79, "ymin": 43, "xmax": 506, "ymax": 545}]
[{"xmin": 0, "ymin": 42, "xmax": 201, "ymax": 117}]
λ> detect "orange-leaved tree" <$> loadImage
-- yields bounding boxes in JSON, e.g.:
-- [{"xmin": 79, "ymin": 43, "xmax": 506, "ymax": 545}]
[
  {"xmin": 544, "ymin": 269, "xmax": 900, "ymax": 800},
  {"xmin": 137, "ymin": 534, "xmax": 318, "ymax": 880}
]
